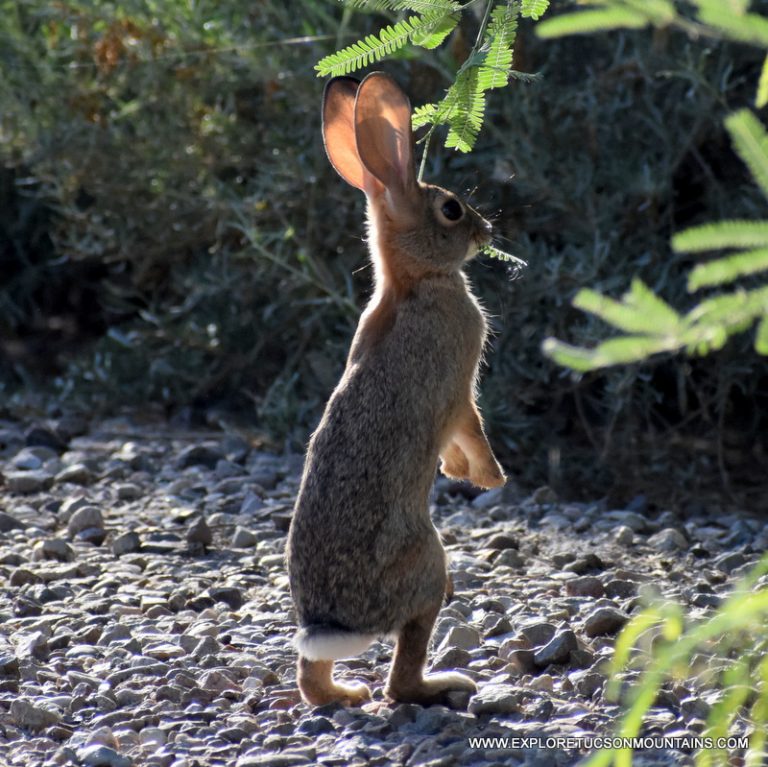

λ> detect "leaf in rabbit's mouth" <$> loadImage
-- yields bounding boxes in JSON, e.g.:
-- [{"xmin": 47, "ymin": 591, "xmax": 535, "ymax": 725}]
[{"xmin": 479, "ymin": 244, "xmax": 528, "ymax": 279}]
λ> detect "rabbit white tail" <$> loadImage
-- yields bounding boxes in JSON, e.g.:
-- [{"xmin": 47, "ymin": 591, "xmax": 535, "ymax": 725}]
[{"xmin": 295, "ymin": 626, "xmax": 377, "ymax": 661}]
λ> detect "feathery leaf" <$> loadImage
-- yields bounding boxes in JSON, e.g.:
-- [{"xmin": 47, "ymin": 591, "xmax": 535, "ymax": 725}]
[
  {"xmin": 536, "ymin": 7, "xmax": 648, "ymax": 39},
  {"xmin": 412, "ymin": 103, "xmax": 439, "ymax": 129},
  {"xmin": 315, "ymin": 14, "xmax": 446, "ymax": 76},
  {"xmin": 478, "ymin": 4, "xmax": 518, "ymax": 90},
  {"xmin": 441, "ymin": 68, "xmax": 486, "ymax": 152},
  {"xmin": 411, "ymin": 11, "xmax": 459, "ymax": 49},
  {"xmin": 688, "ymin": 248, "xmax": 768, "ymax": 291},
  {"xmin": 520, "ymin": 0, "xmax": 549, "ymax": 21},
  {"xmin": 673, "ymin": 220, "xmax": 768, "ymax": 253},
  {"xmin": 757, "ymin": 53, "xmax": 768, "ymax": 109},
  {"xmin": 341, "ymin": 0, "xmax": 459, "ymax": 12},
  {"xmin": 725, "ymin": 110, "xmax": 768, "ymax": 202}
]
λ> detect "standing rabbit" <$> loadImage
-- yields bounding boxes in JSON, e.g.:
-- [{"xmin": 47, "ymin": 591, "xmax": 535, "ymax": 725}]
[{"xmin": 287, "ymin": 72, "xmax": 505, "ymax": 707}]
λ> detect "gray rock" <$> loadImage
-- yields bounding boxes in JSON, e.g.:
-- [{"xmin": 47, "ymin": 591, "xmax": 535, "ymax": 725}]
[
  {"xmin": 431, "ymin": 645, "xmax": 472, "ymax": 671},
  {"xmin": 55, "ymin": 463, "xmax": 95, "ymax": 486},
  {"xmin": 9, "ymin": 568, "xmax": 43, "ymax": 587},
  {"xmin": 298, "ymin": 716, "xmax": 335, "ymax": 736},
  {"xmin": 0, "ymin": 511, "xmax": 25, "ymax": 532},
  {"xmin": 613, "ymin": 525, "xmax": 634, "ymax": 545},
  {"xmin": 714, "ymin": 552, "xmax": 746, "ymax": 574},
  {"xmin": 647, "ymin": 528, "xmax": 688, "ymax": 552},
  {"xmin": 76, "ymin": 526, "xmax": 107, "ymax": 546},
  {"xmin": 565, "ymin": 576, "xmax": 604, "ymax": 598},
  {"xmin": 68, "ymin": 505, "xmax": 104, "ymax": 536},
  {"xmin": 502, "ymin": 648, "xmax": 537, "ymax": 674},
  {"xmin": 494, "ymin": 549, "xmax": 525, "ymax": 568},
  {"xmin": 176, "ymin": 444, "xmax": 223, "ymax": 469},
  {"xmin": 77, "ymin": 745, "xmax": 132, "ymax": 767},
  {"xmin": 208, "ymin": 586, "xmax": 244, "ymax": 610},
  {"xmin": 115, "ymin": 483, "xmax": 143, "ymax": 501},
  {"xmin": 12, "ymin": 447, "xmax": 54, "ymax": 470},
  {"xmin": 584, "ymin": 606, "xmax": 629, "ymax": 637},
  {"xmin": 468, "ymin": 684, "xmax": 524, "ymax": 715},
  {"xmin": 33, "ymin": 538, "xmax": 75, "ymax": 563},
  {"xmin": 520, "ymin": 622, "xmax": 557, "ymax": 647},
  {"xmin": 605, "ymin": 579, "xmax": 638, "ymax": 599},
  {"xmin": 111, "ymin": 531, "xmax": 141, "ymax": 556},
  {"xmin": 572, "ymin": 671, "xmax": 605, "ymax": 698},
  {"xmin": 192, "ymin": 635, "xmax": 221, "ymax": 658},
  {"xmin": 187, "ymin": 516, "xmax": 212, "ymax": 547},
  {"xmin": 240, "ymin": 492, "xmax": 265, "ymax": 515},
  {"xmin": 529, "ymin": 485, "xmax": 558, "ymax": 505},
  {"xmin": 6, "ymin": 470, "xmax": 54, "ymax": 494},
  {"xmin": 25, "ymin": 424, "xmax": 67, "ymax": 452},
  {"xmin": 438, "ymin": 624, "xmax": 480, "ymax": 652},
  {"xmin": 472, "ymin": 487, "xmax": 504, "ymax": 509},
  {"xmin": 486, "ymin": 533, "xmax": 519, "ymax": 550},
  {"xmin": 58, "ymin": 495, "xmax": 92, "ymax": 522},
  {"xmin": 10, "ymin": 698, "xmax": 62, "ymax": 729},
  {"xmin": 232, "ymin": 526, "xmax": 257, "ymax": 548},
  {"xmin": 533, "ymin": 629, "xmax": 577, "ymax": 667},
  {"xmin": 237, "ymin": 754, "xmax": 311, "ymax": 767},
  {"xmin": 604, "ymin": 510, "xmax": 648, "ymax": 531},
  {"xmin": 0, "ymin": 650, "xmax": 19, "ymax": 677},
  {"xmin": 691, "ymin": 592, "xmax": 723, "ymax": 609}
]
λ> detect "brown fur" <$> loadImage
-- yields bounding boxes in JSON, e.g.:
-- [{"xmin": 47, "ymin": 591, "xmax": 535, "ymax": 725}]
[{"xmin": 287, "ymin": 73, "xmax": 505, "ymax": 707}]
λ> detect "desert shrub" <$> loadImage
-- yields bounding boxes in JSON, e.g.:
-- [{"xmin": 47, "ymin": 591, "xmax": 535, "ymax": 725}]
[{"xmin": 0, "ymin": 0, "xmax": 765, "ymax": 501}]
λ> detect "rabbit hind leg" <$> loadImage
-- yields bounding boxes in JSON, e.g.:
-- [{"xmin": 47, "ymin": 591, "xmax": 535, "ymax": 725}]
[
  {"xmin": 384, "ymin": 607, "xmax": 476, "ymax": 705},
  {"xmin": 297, "ymin": 656, "xmax": 371, "ymax": 706}
]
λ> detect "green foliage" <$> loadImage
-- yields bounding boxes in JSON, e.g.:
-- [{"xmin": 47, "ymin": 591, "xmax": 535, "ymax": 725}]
[
  {"xmin": 315, "ymin": 13, "xmax": 456, "ymax": 75},
  {"xmin": 544, "ymin": 107, "xmax": 768, "ymax": 372},
  {"xmin": 583, "ymin": 559, "xmax": 768, "ymax": 767},
  {"xmin": 535, "ymin": 0, "xmax": 768, "ymax": 44},
  {"xmin": 315, "ymin": 1, "xmax": 543, "ymax": 153},
  {"xmin": 3, "ymin": 0, "xmax": 767, "ymax": 505}
]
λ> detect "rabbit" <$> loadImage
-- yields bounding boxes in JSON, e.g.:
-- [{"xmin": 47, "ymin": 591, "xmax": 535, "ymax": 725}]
[{"xmin": 286, "ymin": 72, "xmax": 506, "ymax": 707}]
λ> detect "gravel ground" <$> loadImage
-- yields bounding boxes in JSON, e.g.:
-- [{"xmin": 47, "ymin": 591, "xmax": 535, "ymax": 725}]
[{"xmin": 0, "ymin": 414, "xmax": 763, "ymax": 767}]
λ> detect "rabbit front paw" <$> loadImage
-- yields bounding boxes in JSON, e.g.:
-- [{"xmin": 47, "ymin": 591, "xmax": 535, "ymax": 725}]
[
  {"xmin": 440, "ymin": 442, "xmax": 469, "ymax": 479},
  {"xmin": 469, "ymin": 461, "xmax": 506, "ymax": 490}
]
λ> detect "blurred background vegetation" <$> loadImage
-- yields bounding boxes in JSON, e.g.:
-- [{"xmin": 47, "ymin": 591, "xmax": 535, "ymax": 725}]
[{"xmin": 2, "ymin": 0, "xmax": 767, "ymax": 506}]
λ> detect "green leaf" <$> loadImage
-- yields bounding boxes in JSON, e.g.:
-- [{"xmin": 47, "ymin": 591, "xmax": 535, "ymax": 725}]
[
  {"xmin": 479, "ymin": 243, "xmax": 528, "ymax": 270},
  {"xmin": 572, "ymin": 282, "xmax": 680, "ymax": 335},
  {"xmin": 541, "ymin": 338, "xmax": 603, "ymax": 372},
  {"xmin": 686, "ymin": 285, "xmax": 768, "ymax": 329},
  {"xmin": 725, "ymin": 110, "xmax": 768, "ymax": 202},
  {"xmin": 341, "ymin": 0, "xmax": 460, "ymax": 11},
  {"xmin": 756, "ymin": 316, "xmax": 768, "ymax": 354},
  {"xmin": 695, "ymin": 9, "xmax": 768, "ymax": 47},
  {"xmin": 520, "ymin": 0, "xmax": 550, "ymax": 21},
  {"xmin": 536, "ymin": 7, "xmax": 648, "ymax": 39},
  {"xmin": 688, "ymin": 248, "xmax": 768, "ymax": 291},
  {"xmin": 756, "ymin": 53, "xmax": 768, "ymax": 109},
  {"xmin": 672, "ymin": 220, "xmax": 768, "ymax": 253},
  {"xmin": 439, "ymin": 67, "xmax": 486, "ymax": 152},
  {"xmin": 315, "ymin": 14, "xmax": 449, "ymax": 76},
  {"xmin": 411, "ymin": 12, "xmax": 458, "ymax": 49},
  {"xmin": 412, "ymin": 103, "xmax": 439, "ymax": 129},
  {"xmin": 478, "ymin": 4, "xmax": 519, "ymax": 90},
  {"xmin": 543, "ymin": 335, "xmax": 677, "ymax": 371},
  {"xmin": 624, "ymin": 278, "xmax": 682, "ymax": 331}
]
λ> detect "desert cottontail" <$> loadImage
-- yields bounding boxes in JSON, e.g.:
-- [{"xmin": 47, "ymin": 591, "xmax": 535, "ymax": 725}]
[{"xmin": 287, "ymin": 72, "xmax": 505, "ymax": 707}]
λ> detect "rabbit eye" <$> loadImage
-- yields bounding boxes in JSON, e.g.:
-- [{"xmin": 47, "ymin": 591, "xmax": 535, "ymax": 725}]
[{"xmin": 440, "ymin": 199, "xmax": 463, "ymax": 222}]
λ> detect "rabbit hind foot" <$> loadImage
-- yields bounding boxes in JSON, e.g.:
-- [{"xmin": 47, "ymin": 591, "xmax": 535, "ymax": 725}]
[
  {"xmin": 385, "ymin": 609, "xmax": 477, "ymax": 705},
  {"xmin": 297, "ymin": 657, "xmax": 371, "ymax": 706}
]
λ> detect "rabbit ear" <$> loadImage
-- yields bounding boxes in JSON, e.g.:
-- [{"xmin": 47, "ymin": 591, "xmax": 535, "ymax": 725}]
[
  {"xmin": 322, "ymin": 76, "xmax": 367, "ymax": 190},
  {"xmin": 354, "ymin": 72, "xmax": 417, "ymax": 199}
]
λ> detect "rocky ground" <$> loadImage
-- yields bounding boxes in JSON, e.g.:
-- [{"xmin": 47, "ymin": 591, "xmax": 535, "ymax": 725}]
[{"xmin": 0, "ymin": 413, "xmax": 763, "ymax": 767}]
